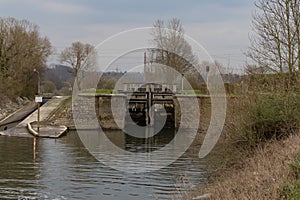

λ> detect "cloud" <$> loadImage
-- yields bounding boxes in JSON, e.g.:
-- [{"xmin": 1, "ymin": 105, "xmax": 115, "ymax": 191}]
[
  {"xmin": 0, "ymin": 0, "xmax": 255, "ymax": 69},
  {"xmin": 185, "ymin": 20, "xmax": 252, "ymax": 68},
  {"xmin": 41, "ymin": 1, "xmax": 91, "ymax": 14},
  {"xmin": 0, "ymin": 0, "xmax": 91, "ymax": 15}
]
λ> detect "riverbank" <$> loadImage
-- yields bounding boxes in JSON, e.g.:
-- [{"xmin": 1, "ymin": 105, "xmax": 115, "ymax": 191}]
[
  {"xmin": 46, "ymin": 96, "xmax": 74, "ymax": 129},
  {"xmin": 192, "ymin": 92, "xmax": 300, "ymax": 199},
  {"xmin": 0, "ymin": 96, "xmax": 31, "ymax": 121},
  {"xmin": 193, "ymin": 131, "xmax": 299, "ymax": 199},
  {"xmin": 180, "ymin": 92, "xmax": 300, "ymax": 199}
]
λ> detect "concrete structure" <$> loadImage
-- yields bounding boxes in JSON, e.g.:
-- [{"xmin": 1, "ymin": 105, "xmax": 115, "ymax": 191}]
[
  {"xmin": 0, "ymin": 96, "xmax": 69, "ymax": 137},
  {"xmin": 27, "ymin": 122, "xmax": 67, "ymax": 138},
  {"xmin": 72, "ymin": 93, "xmax": 217, "ymax": 131},
  {"xmin": 18, "ymin": 96, "xmax": 69, "ymax": 127},
  {"xmin": 72, "ymin": 94, "xmax": 126, "ymax": 130}
]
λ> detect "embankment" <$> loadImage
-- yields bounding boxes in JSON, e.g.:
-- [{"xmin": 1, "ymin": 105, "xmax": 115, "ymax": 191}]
[
  {"xmin": 193, "ymin": 92, "xmax": 300, "ymax": 200},
  {"xmin": 0, "ymin": 96, "xmax": 31, "ymax": 121},
  {"xmin": 197, "ymin": 131, "xmax": 300, "ymax": 200}
]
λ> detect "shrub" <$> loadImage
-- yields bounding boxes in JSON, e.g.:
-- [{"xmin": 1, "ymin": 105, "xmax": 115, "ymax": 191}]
[{"xmin": 246, "ymin": 92, "xmax": 300, "ymax": 142}]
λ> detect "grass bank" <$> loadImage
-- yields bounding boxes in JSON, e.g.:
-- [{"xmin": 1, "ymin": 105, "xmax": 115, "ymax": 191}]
[
  {"xmin": 82, "ymin": 89, "xmax": 115, "ymax": 94},
  {"xmin": 201, "ymin": 132, "xmax": 300, "ymax": 199},
  {"xmin": 193, "ymin": 91, "xmax": 300, "ymax": 199}
]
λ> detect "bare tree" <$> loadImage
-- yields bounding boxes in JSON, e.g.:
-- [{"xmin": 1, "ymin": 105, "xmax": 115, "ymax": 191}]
[
  {"xmin": 60, "ymin": 42, "xmax": 96, "ymax": 90},
  {"xmin": 145, "ymin": 18, "xmax": 197, "ymax": 84},
  {"xmin": 150, "ymin": 18, "xmax": 197, "ymax": 84},
  {"xmin": 247, "ymin": 0, "xmax": 300, "ymax": 89},
  {"xmin": 0, "ymin": 17, "xmax": 51, "ymax": 97}
]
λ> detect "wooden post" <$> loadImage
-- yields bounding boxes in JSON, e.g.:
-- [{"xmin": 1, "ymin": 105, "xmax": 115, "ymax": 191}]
[
  {"xmin": 35, "ymin": 96, "xmax": 42, "ymax": 134},
  {"xmin": 181, "ymin": 73, "xmax": 184, "ymax": 94},
  {"xmin": 37, "ymin": 102, "xmax": 40, "ymax": 133}
]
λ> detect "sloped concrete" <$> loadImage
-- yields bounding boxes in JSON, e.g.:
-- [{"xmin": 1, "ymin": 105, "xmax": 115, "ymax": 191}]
[{"xmin": 0, "ymin": 96, "xmax": 69, "ymax": 137}]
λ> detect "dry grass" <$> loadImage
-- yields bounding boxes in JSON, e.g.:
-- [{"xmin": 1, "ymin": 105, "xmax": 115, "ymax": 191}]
[
  {"xmin": 189, "ymin": 74, "xmax": 300, "ymax": 199},
  {"xmin": 201, "ymin": 132, "xmax": 300, "ymax": 200}
]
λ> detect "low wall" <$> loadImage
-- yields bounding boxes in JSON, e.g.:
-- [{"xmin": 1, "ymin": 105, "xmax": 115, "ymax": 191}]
[
  {"xmin": 72, "ymin": 94, "xmax": 236, "ymax": 131},
  {"xmin": 97, "ymin": 95, "xmax": 126, "ymax": 129},
  {"xmin": 72, "ymin": 94, "xmax": 126, "ymax": 130},
  {"xmin": 174, "ymin": 95, "xmax": 212, "ymax": 130}
]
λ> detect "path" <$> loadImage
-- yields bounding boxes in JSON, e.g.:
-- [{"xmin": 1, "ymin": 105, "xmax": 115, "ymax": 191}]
[{"xmin": 18, "ymin": 96, "xmax": 68, "ymax": 127}]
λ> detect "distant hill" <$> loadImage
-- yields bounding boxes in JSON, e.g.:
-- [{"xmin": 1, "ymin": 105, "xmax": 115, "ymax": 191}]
[
  {"xmin": 45, "ymin": 65, "xmax": 144, "ymax": 91},
  {"xmin": 44, "ymin": 64, "xmax": 74, "ymax": 90},
  {"xmin": 45, "ymin": 64, "xmax": 243, "ymax": 92}
]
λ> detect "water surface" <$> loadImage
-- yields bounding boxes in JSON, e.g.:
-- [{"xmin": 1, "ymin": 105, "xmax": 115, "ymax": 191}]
[{"xmin": 0, "ymin": 129, "xmax": 206, "ymax": 199}]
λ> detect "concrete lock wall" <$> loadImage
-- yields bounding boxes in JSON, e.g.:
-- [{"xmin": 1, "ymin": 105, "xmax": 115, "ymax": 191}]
[
  {"xmin": 97, "ymin": 95, "xmax": 126, "ymax": 130},
  {"xmin": 174, "ymin": 96, "xmax": 212, "ymax": 130},
  {"xmin": 72, "ymin": 95, "xmax": 99, "ymax": 129},
  {"xmin": 73, "ymin": 94, "xmax": 231, "ymax": 131},
  {"xmin": 72, "ymin": 94, "xmax": 126, "ymax": 130}
]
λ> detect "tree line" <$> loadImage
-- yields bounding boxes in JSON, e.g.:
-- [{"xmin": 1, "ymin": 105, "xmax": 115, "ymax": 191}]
[
  {"xmin": 2, "ymin": 2, "xmax": 299, "ymax": 98},
  {"xmin": 0, "ymin": 18, "xmax": 51, "ymax": 97},
  {"xmin": 247, "ymin": 0, "xmax": 300, "ymax": 90}
]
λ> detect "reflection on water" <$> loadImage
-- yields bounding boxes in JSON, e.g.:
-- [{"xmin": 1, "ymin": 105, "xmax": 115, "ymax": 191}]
[{"xmin": 0, "ymin": 129, "xmax": 206, "ymax": 200}]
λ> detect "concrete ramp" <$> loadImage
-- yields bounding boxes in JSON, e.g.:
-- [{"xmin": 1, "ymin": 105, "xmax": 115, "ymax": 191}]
[
  {"xmin": 0, "ymin": 96, "xmax": 69, "ymax": 137},
  {"xmin": 18, "ymin": 96, "xmax": 68, "ymax": 127}
]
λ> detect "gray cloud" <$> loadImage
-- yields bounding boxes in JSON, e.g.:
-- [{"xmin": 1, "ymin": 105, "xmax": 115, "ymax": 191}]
[{"xmin": 0, "ymin": 0, "xmax": 255, "ymax": 69}]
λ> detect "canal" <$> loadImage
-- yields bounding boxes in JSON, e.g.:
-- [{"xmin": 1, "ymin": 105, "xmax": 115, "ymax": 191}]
[{"xmin": 0, "ymin": 129, "xmax": 206, "ymax": 200}]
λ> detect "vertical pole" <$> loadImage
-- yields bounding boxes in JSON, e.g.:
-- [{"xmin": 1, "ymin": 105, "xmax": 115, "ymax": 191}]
[
  {"xmin": 150, "ymin": 91, "xmax": 154, "ymax": 126},
  {"xmin": 37, "ymin": 73, "xmax": 40, "ymax": 134},
  {"xmin": 206, "ymin": 66, "xmax": 210, "ymax": 95},
  {"xmin": 181, "ymin": 73, "xmax": 184, "ymax": 94},
  {"xmin": 38, "ymin": 74, "xmax": 41, "ymax": 95},
  {"xmin": 145, "ymin": 92, "xmax": 149, "ymax": 126},
  {"xmin": 34, "ymin": 69, "xmax": 41, "ymax": 135},
  {"xmin": 144, "ymin": 51, "xmax": 147, "ymax": 83},
  {"xmin": 37, "ymin": 102, "xmax": 40, "ymax": 133}
]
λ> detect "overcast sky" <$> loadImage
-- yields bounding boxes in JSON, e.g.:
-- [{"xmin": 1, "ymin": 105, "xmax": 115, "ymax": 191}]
[{"xmin": 0, "ymin": 0, "xmax": 256, "ymax": 72}]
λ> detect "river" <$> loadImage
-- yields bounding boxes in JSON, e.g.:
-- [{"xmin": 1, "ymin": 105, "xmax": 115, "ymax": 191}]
[{"xmin": 0, "ymin": 129, "xmax": 206, "ymax": 200}]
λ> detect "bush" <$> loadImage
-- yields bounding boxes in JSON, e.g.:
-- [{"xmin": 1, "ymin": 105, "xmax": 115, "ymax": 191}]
[{"xmin": 245, "ymin": 92, "xmax": 300, "ymax": 142}]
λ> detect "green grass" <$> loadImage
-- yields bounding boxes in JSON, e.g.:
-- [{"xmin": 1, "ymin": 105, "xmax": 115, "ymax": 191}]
[
  {"xmin": 82, "ymin": 89, "xmax": 115, "ymax": 94},
  {"xmin": 282, "ymin": 180, "xmax": 300, "ymax": 200},
  {"xmin": 281, "ymin": 153, "xmax": 300, "ymax": 200},
  {"xmin": 289, "ymin": 155, "xmax": 300, "ymax": 181},
  {"xmin": 95, "ymin": 89, "xmax": 115, "ymax": 94},
  {"xmin": 243, "ymin": 92, "xmax": 300, "ymax": 142}
]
